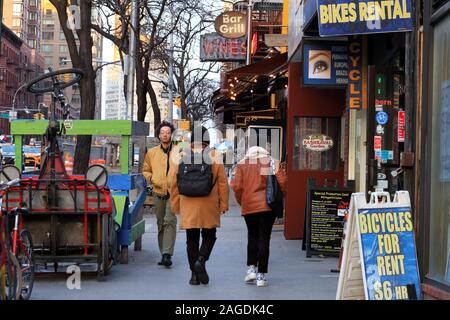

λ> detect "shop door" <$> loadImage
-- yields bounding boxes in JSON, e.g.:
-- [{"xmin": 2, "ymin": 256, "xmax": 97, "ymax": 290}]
[
  {"xmin": 286, "ymin": 87, "xmax": 346, "ymax": 239},
  {"xmin": 366, "ymin": 67, "xmax": 405, "ymax": 196}
]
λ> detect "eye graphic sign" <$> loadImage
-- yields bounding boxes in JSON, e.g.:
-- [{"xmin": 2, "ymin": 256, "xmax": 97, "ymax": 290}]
[{"xmin": 303, "ymin": 42, "xmax": 348, "ymax": 86}]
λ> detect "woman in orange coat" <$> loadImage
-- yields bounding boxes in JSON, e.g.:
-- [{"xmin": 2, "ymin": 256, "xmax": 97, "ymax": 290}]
[
  {"xmin": 231, "ymin": 146, "xmax": 287, "ymax": 287},
  {"xmin": 170, "ymin": 126, "xmax": 229, "ymax": 285}
]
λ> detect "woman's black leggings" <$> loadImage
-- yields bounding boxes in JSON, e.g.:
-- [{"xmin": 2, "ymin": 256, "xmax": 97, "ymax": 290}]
[
  {"xmin": 243, "ymin": 211, "xmax": 276, "ymax": 273},
  {"xmin": 186, "ymin": 228, "xmax": 217, "ymax": 271}
]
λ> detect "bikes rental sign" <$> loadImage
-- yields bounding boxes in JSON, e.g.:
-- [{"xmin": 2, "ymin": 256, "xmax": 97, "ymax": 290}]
[{"xmin": 317, "ymin": 0, "xmax": 413, "ymax": 37}]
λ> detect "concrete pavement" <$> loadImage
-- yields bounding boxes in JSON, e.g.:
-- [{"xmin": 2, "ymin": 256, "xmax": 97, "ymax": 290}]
[{"xmin": 32, "ymin": 204, "xmax": 340, "ymax": 300}]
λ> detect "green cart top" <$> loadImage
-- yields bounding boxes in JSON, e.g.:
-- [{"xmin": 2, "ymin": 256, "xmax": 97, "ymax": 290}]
[{"xmin": 11, "ymin": 120, "xmax": 149, "ymax": 137}]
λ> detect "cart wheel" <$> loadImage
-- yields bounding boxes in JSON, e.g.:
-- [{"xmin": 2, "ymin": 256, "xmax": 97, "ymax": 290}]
[
  {"xmin": 99, "ymin": 214, "xmax": 111, "ymax": 277},
  {"xmin": 120, "ymin": 245, "xmax": 128, "ymax": 264},
  {"xmin": 134, "ymin": 237, "xmax": 142, "ymax": 251}
]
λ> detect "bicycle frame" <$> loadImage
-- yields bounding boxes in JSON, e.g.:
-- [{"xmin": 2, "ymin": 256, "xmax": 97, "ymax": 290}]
[{"xmin": 9, "ymin": 210, "xmax": 32, "ymax": 275}]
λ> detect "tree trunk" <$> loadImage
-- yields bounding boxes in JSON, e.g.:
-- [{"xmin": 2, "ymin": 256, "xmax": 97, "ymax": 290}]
[
  {"xmin": 135, "ymin": 63, "xmax": 147, "ymax": 122},
  {"xmin": 148, "ymin": 82, "xmax": 161, "ymax": 133},
  {"xmin": 136, "ymin": 55, "xmax": 150, "ymax": 122},
  {"xmin": 73, "ymin": 71, "xmax": 96, "ymax": 174},
  {"xmin": 72, "ymin": 0, "xmax": 96, "ymax": 174}
]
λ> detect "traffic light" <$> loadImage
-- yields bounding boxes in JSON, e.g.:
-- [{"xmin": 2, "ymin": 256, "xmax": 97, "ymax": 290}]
[
  {"xmin": 174, "ymin": 97, "xmax": 181, "ymax": 107},
  {"xmin": 33, "ymin": 113, "xmax": 44, "ymax": 120}
]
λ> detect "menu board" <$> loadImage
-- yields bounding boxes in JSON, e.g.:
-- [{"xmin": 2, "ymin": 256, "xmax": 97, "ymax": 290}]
[{"xmin": 305, "ymin": 180, "xmax": 354, "ymax": 258}]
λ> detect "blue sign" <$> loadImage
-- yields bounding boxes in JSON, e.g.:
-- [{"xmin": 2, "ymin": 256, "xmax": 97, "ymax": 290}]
[
  {"xmin": 303, "ymin": 42, "xmax": 348, "ymax": 86},
  {"xmin": 317, "ymin": 0, "xmax": 413, "ymax": 37},
  {"xmin": 376, "ymin": 111, "xmax": 388, "ymax": 125},
  {"xmin": 358, "ymin": 207, "xmax": 422, "ymax": 300}
]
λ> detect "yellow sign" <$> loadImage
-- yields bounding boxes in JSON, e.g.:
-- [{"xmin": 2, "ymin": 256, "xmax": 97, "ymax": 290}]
[{"xmin": 180, "ymin": 120, "xmax": 190, "ymax": 131}]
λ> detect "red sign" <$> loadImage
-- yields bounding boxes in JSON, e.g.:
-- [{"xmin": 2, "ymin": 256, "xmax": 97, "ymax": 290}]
[
  {"xmin": 398, "ymin": 111, "xmax": 405, "ymax": 142},
  {"xmin": 200, "ymin": 33, "xmax": 246, "ymax": 62},
  {"xmin": 374, "ymin": 136, "xmax": 382, "ymax": 150}
]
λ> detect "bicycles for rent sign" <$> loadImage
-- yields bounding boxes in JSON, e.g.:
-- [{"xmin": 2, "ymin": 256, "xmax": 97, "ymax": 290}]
[
  {"xmin": 337, "ymin": 191, "xmax": 421, "ymax": 300},
  {"xmin": 317, "ymin": 0, "xmax": 413, "ymax": 37}
]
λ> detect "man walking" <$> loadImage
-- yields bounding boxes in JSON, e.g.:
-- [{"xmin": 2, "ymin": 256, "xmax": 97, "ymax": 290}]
[{"xmin": 143, "ymin": 121, "xmax": 177, "ymax": 267}]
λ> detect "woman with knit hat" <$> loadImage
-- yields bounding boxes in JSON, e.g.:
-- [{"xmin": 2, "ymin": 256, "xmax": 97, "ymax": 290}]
[{"xmin": 231, "ymin": 146, "xmax": 287, "ymax": 287}]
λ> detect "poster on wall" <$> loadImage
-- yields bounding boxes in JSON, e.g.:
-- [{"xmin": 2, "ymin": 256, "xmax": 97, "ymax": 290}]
[
  {"xmin": 303, "ymin": 42, "xmax": 348, "ymax": 86},
  {"xmin": 317, "ymin": 0, "xmax": 414, "ymax": 37},
  {"xmin": 441, "ymin": 79, "xmax": 450, "ymax": 182}
]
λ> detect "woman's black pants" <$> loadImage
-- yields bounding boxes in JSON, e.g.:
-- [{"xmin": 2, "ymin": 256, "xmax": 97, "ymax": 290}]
[
  {"xmin": 243, "ymin": 211, "xmax": 276, "ymax": 273},
  {"xmin": 186, "ymin": 228, "xmax": 217, "ymax": 271}
]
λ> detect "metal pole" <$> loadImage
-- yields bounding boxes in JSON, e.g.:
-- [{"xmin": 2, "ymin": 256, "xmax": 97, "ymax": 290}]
[
  {"xmin": 126, "ymin": 0, "xmax": 137, "ymax": 121},
  {"xmin": 168, "ymin": 32, "xmax": 174, "ymax": 123},
  {"xmin": 246, "ymin": 0, "xmax": 253, "ymax": 65}
]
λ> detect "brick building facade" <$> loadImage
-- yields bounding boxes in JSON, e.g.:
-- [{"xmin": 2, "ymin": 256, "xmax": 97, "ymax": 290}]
[{"xmin": 0, "ymin": 23, "xmax": 44, "ymax": 135}]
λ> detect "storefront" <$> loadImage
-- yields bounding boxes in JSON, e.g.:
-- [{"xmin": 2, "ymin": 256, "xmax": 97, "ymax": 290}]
[
  {"xmin": 286, "ymin": 0, "xmax": 416, "ymax": 240},
  {"xmin": 419, "ymin": 0, "xmax": 450, "ymax": 299}
]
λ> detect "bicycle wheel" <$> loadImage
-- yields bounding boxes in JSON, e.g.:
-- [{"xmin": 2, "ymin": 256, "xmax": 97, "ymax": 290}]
[
  {"xmin": 17, "ymin": 229, "xmax": 34, "ymax": 300},
  {"xmin": 27, "ymin": 68, "xmax": 84, "ymax": 94},
  {"xmin": 6, "ymin": 251, "xmax": 21, "ymax": 300}
]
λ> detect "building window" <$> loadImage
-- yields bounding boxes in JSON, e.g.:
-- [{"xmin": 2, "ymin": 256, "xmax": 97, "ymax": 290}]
[
  {"xmin": 12, "ymin": 3, "xmax": 23, "ymax": 15},
  {"xmin": 29, "ymin": 0, "xmax": 38, "ymax": 6},
  {"xmin": 42, "ymin": 19, "xmax": 54, "ymax": 27},
  {"xmin": 42, "ymin": 31, "xmax": 54, "ymax": 40},
  {"xmin": 429, "ymin": 13, "xmax": 450, "ymax": 286},
  {"xmin": 12, "ymin": 19, "xmax": 22, "ymax": 27},
  {"xmin": 60, "ymin": 31, "xmax": 66, "ymax": 40},
  {"xmin": 293, "ymin": 117, "xmax": 340, "ymax": 171},
  {"xmin": 29, "ymin": 12, "xmax": 38, "ymax": 21},
  {"xmin": 44, "ymin": 57, "xmax": 53, "ymax": 65},
  {"xmin": 28, "ymin": 40, "xmax": 37, "ymax": 48},
  {"xmin": 28, "ymin": 25, "xmax": 37, "ymax": 35},
  {"xmin": 60, "ymin": 45, "xmax": 69, "ymax": 54},
  {"xmin": 42, "ymin": 44, "xmax": 54, "ymax": 53}
]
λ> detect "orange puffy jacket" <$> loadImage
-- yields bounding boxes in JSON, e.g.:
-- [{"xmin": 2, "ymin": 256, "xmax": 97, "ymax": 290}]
[{"xmin": 231, "ymin": 156, "xmax": 287, "ymax": 215}]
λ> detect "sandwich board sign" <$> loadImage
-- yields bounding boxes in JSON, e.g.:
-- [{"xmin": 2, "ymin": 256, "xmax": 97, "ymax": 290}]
[{"xmin": 336, "ymin": 191, "xmax": 421, "ymax": 300}]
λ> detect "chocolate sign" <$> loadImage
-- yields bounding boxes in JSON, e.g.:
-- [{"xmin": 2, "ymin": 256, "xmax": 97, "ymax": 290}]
[{"xmin": 302, "ymin": 134, "xmax": 334, "ymax": 152}]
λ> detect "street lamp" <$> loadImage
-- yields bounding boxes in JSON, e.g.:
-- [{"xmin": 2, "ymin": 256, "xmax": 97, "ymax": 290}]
[{"xmin": 11, "ymin": 82, "xmax": 30, "ymax": 121}]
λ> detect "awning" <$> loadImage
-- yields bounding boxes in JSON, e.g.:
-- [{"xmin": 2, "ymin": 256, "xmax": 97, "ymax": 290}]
[{"xmin": 227, "ymin": 52, "xmax": 288, "ymax": 78}]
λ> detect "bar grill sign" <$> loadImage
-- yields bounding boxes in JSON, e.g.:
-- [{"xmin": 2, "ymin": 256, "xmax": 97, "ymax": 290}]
[{"xmin": 317, "ymin": 0, "xmax": 413, "ymax": 37}]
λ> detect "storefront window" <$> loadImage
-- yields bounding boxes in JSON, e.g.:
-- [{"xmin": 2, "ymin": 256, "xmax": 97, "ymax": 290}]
[
  {"xmin": 429, "ymin": 14, "xmax": 450, "ymax": 285},
  {"xmin": 293, "ymin": 117, "xmax": 340, "ymax": 171}
]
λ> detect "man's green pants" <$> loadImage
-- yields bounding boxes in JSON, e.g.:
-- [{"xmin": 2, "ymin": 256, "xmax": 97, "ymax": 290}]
[{"xmin": 154, "ymin": 195, "xmax": 177, "ymax": 256}]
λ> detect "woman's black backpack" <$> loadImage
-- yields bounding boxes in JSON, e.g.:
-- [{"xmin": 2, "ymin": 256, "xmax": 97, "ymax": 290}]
[{"xmin": 177, "ymin": 152, "xmax": 216, "ymax": 197}]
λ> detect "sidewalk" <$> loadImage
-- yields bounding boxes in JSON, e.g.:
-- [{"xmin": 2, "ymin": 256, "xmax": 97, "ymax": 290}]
[{"xmin": 32, "ymin": 204, "xmax": 340, "ymax": 300}]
